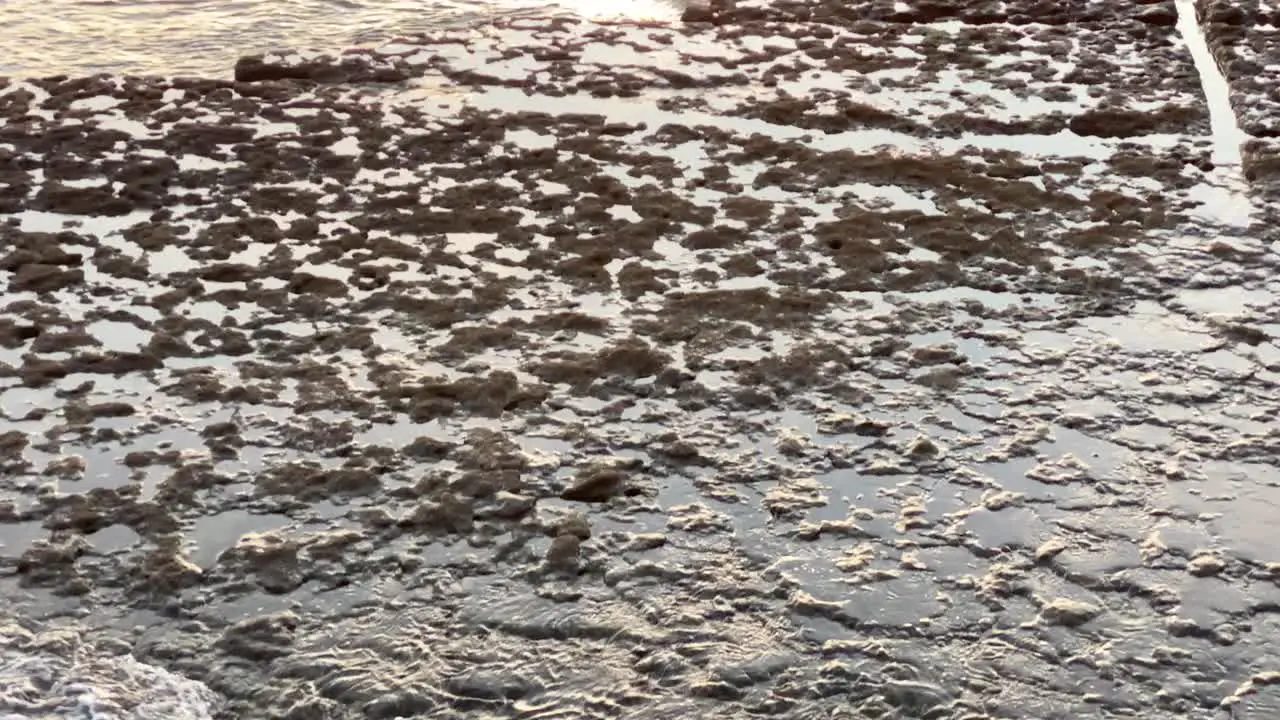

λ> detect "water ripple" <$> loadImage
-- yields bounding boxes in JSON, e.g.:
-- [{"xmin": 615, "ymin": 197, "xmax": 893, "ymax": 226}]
[{"xmin": 0, "ymin": 0, "xmax": 684, "ymax": 79}]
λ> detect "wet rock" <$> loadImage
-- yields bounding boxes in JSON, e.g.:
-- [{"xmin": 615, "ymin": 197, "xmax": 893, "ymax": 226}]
[
  {"xmin": 0, "ymin": 319, "xmax": 41, "ymax": 347},
  {"xmin": 820, "ymin": 413, "xmax": 892, "ymax": 437},
  {"xmin": 906, "ymin": 434, "xmax": 941, "ymax": 457},
  {"xmin": 910, "ymin": 343, "xmax": 964, "ymax": 365},
  {"xmin": 1188, "ymin": 553, "xmax": 1226, "ymax": 577},
  {"xmin": 635, "ymin": 650, "xmax": 688, "ymax": 677},
  {"xmin": 476, "ymin": 490, "xmax": 536, "ymax": 520},
  {"xmin": 1040, "ymin": 598, "xmax": 1102, "ymax": 627},
  {"xmin": 132, "ymin": 537, "xmax": 204, "ymax": 595},
  {"xmin": 0, "ymin": 430, "xmax": 30, "ymax": 463},
  {"xmin": 234, "ymin": 54, "xmax": 409, "ymax": 84},
  {"xmin": 622, "ymin": 532, "xmax": 667, "ymax": 552},
  {"xmin": 32, "ymin": 185, "xmax": 136, "ymax": 215},
  {"xmin": 287, "ymin": 272, "xmax": 348, "ymax": 298},
  {"xmin": 451, "ymin": 467, "xmax": 522, "ymax": 498},
  {"xmin": 216, "ymin": 611, "xmax": 299, "ymax": 661},
  {"xmin": 92, "ymin": 401, "xmax": 138, "ymax": 419},
  {"xmin": 554, "ymin": 511, "xmax": 592, "ymax": 540},
  {"xmin": 1034, "ymin": 538, "xmax": 1069, "ymax": 563},
  {"xmin": 1137, "ymin": 4, "xmax": 1177, "ymax": 25},
  {"xmin": 530, "ymin": 337, "xmax": 672, "ymax": 389},
  {"xmin": 217, "ymin": 532, "xmax": 303, "ymax": 593},
  {"xmin": 561, "ymin": 462, "xmax": 630, "ymax": 502},
  {"xmin": 712, "ymin": 651, "xmax": 800, "ymax": 687},
  {"xmin": 446, "ymin": 667, "xmax": 540, "ymax": 702},
  {"xmin": 883, "ymin": 678, "xmax": 952, "ymax": 713},
  {"xmin": 399, "ymin": 371, "xmax": 549, "ymax": 421},
  {"xmin": 256, "ymin": 463, "xmax": 381, "ymax": 500},
  {"xmin": 453, "ymin": 429, "xmax": 527, "ymax": 474},
  {"xmin": 404, "ymin": 493, "xmax": 475, "ymax": 534},
  {"xmin": 681, "ymin": 0, "xmax": 723, "ymax": 23},
  {"xmin": 402, "ymin": 435, "xmax": 456, "ymax": 460},
  {"xmin": 775, "ymin": 427, "xmax": 812, "ymax": 456},
  {"xmin": 545, "ymin": 534, "xmax": 581, "ymax": 574},
  {"xmin": 690, "ymin": 680, "xmax": 744, "ymax": 701},
  {"xmin": 42, "ymin": 454, "xmax": 86, "ymax": 478},
  {"xmin": 9, "ymin": 263, "xmax": 85, "ymax": 292},
  {"xmin": 1069, "ymin": 106, "xmax": 1201, "ymax": 137},
  {"xmin": 981, "ymin": 490, "xmax": 1024, "ymax": 511},
  {"xmin": 282, "ymin": 697, "xmax": 344, "ymax": 720},
  {"xmin": 16, "ymin": 536, "xmax": 90, "ymax": 590},
  {"xmin": 668, "ymin": 503, "xmax": 733, "ymax": 533},
  {"xmin": 194, "ymin": 263, "xmax": 257, "ymax": 283},
  {"xmin": 361, "ymin": 691, "xmax": 437, "ymax": 719},
  {"xmin": 30, "ymin": 329, "xmax": 98, "ymax": 354},
  {"xmin": 656, "ymin": 439, "xmax": 704, "ymax": 463}
]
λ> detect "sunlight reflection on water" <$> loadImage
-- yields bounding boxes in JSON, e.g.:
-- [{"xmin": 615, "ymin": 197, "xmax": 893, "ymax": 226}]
[{"xmin": 0, "ymin": 0, "xmax": 686, "ymax": 79}]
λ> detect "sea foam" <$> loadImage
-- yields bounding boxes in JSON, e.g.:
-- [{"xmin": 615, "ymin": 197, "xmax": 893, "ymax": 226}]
[{"xmin": 1, "ymin": 621, "xmax": 221, "ymax": 719}]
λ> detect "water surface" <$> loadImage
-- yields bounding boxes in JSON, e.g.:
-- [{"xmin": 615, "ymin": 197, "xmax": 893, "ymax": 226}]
[{"xmin": 0, "ymin": 0, "xmax": 685, "ymax": 79}]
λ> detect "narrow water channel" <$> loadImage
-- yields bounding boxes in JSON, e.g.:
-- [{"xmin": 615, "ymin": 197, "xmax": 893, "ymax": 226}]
[{"xmin": 1173, "ymin": 0, "xmax": 1256, "ymax": 226}]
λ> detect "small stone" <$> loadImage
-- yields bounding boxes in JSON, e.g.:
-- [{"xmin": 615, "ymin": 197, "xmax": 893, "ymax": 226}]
[
  {"xmin": 402, "ymin": 436, "xmax": 456, "ymax": 460},
  {"xmin": 659, "ymin": 440, "xmax": 700, "ymax": 460},
  {"xmin": 907, "ymin": 434, "xmax": 940, "ymax": 457},
  {"xmin": 1214, "ymin": 622, "xmax": 1240, "ymax": 646},
  {"xmin": 354, "ymin": 507, "xmax": 395, "ymax": 528},
  {"xmin": 1252, "ymin": 670, "xmax": 1280, "ymax": 686},
  {"xmin": 478, "ymin": 491, "xmax": 535, "ymax": 519},
  {"xmin": 1034, "ymin": 538, "xmax": 1068, "ymax": 563},
  {"xmin": 883, "ymin": 679, "xmax": 950, "ymax": 712},
  {"xmin": 405, "ymin": 494, "xmax": 474, "ymax": 534},
  {"xmin": 1188, "ymin": 553, "xmax": 1225, "ymax": 577},
  {"xmin": 545, "ymin": 534, "xmax": 581, "ymax": 573},
  {"xmin": 899, "ymin": 552, "xmax": 927, "ymax": 571},
  {"xmin": 910, "ymin": 343, "xmax": 962, "ymax": 366},
  {"xmin": 1166, "ymin": 616, "xmax": 1202, "ymax": 637},
  {"xmin": 42, "ymin": 455, "xmax": 86, "ymax": 478},
  {"xmin": 216, "ymin": 612, "xmax": 299, "ymax": 661},
  {"xmin": 775, "ymin": 427, "xmax": 810, "ymax": 456},
  {"xmin": 681, "ymin": 3, "xmax": 716, "ymax": 22},
  {"xmin": 623, "ymin": 532, "xmax": 666, "ymax": 552},
  {"xmin": 689, "ymin": 680, "xmax": 743, "ymax": 701},
  {"xmin": 122, "ymin": 451, "xmax": 156, "ymax": 468},
  {"xmin": 561, "ymin": 464, "xmax": 627, "ymax": 502},
  {"xmin": 1040, "ymin": 598, "xmax": 1102, "ymax": 627},
  {"xmin": 1137, "ymin": 5, "xmax": 1177, "ymax": 25},
  {"xmin": 88, "ymin": 402, "xmax": 136, "ymax": 419},
  {"xmin": 554, "ymin": 511, "xmax": 591, "ymax": 540},
  {"xmin": 981, "ymin": 490, "xmax": 1024, "ymax": 511}
]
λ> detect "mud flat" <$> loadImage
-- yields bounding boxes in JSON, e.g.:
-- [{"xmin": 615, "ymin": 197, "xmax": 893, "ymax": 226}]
[{"xmin": 2, "ymin": 1, "xmax": 1280, "ymax": 718}]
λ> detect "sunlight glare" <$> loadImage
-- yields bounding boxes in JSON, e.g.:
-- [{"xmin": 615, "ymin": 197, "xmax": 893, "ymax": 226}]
[{"xmin": 555, "ymin": 0, "xmax": 684, "ymax": 22}]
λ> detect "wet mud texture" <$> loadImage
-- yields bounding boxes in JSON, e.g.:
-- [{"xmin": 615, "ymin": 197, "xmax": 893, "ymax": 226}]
[{"xmin": 3, "ymin": 2, "xmax": 1280, "ymax": 719}]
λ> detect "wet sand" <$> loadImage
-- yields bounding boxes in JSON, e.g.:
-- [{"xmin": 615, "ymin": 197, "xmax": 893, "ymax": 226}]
[{"xmin": 3, "ymin": 0, "xmax": 1280, "ymax": 718}]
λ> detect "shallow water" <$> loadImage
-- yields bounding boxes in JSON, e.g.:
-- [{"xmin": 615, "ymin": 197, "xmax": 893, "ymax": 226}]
[
  {"xmin": 0, "ymin": 0, "xmax": 686, "ymax": 79},
  {"xmin": 3, "ymin": 0, "xmax": 1280, "ymax": 718}
]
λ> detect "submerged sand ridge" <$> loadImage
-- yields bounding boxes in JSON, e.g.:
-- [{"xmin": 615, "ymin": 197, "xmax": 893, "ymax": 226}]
[{"xmin": 2, "ymin": 0, "xmax": 1280, "ymax": 718}]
